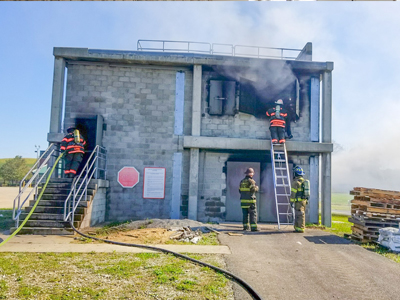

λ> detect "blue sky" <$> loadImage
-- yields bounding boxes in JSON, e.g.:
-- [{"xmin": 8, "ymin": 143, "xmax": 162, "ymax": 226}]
[{"xmin": 1, "ymin": 2, "xmax": 400, "ymax": 192}]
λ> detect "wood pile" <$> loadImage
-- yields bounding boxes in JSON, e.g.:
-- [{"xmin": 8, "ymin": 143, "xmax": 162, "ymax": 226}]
[{"xmin": 349, "ymin": 187, "xmax": 400, "ymax": 243}]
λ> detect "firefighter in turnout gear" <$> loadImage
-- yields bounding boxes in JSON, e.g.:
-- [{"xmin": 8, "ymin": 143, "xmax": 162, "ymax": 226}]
[
  {"xmin": 290, "ymin": 166, "xmax": 310, "ymax": 233},
  {"xmin": 266, "ymin": 99, "xmax": 288, "ymax": 144},
  {"xmin": 239, "ymin": 168, "xmax": 260, "ymax": 231},
  {"xmin": 61, "ymin": 126, "xmax": 86, "ymax": 178}
]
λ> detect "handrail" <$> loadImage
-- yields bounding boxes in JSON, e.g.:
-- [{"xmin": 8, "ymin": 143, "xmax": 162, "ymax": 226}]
[
  {"xmin": 138, "ymin": 40, "xmax": 212, "ymax": 54},
  {"xmin": 64, "ymin": 145, "xmax": 107, "ymax": 222},
  {"xmin": 137, "ymin": 39, "xmax": 302, "ymax": 60},
  {"xmin": 13, "ymin": 143, "xmax": 60, "ymax": 227}
]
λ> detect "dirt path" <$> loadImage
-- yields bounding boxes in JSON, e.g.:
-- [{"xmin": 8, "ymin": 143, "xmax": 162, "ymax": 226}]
[{"xmin": 0, "ymin": 187, "xmax": 33, "ymax": 209}]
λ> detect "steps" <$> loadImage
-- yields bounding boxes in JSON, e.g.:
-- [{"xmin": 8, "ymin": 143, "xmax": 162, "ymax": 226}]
[{"xmin": 12, "ymin": 178, "xmax": 97, "ymax": 235}]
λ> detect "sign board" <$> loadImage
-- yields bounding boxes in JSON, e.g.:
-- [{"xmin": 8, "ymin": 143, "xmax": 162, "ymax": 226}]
[
  {"xmin": 143, "ymin": 167, "xmax": 166, "ymax": 199},
  {"xmin": 118, "ymin": 167, "xmax": 139, "ymax": 188}
]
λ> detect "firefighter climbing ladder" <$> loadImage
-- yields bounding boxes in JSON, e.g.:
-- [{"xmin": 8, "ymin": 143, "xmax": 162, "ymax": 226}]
[{"xmin": 270, "ymin": 141, "xmax": 294, "ymax": 229}]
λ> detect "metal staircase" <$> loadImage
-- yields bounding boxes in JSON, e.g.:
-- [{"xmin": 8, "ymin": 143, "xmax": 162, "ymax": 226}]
[
  {"xmin": 270, "ymin": 141, "xmax": 294, "ymax": 229},
  {"xmin": 12, "ymin": 144, "xmax": 107, "ymax": 235}
]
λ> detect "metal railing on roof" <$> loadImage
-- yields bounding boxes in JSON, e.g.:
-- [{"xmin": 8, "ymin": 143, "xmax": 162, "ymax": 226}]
[{"xmin": 137, "ymin": 39, "xmax": 302, "ymax": 60}]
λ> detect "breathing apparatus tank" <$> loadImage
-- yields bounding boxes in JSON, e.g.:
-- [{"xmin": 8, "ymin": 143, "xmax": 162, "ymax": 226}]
[
  {"xmin": 275, "ymin": 105, "xmax": 281, "ymax": 118},
  {"xmin": 303, "ymin": 179, "xmax": 310, "ymax": 198},
  {"xmin": 74, "ymin": 129, "xmax": 81, "ymax": 144}
]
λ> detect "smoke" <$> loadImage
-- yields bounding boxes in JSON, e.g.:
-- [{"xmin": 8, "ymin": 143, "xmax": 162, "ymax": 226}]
[
  {"xmin": 333, "ymin": 138, "xmax": 400, "ymax": 193},
  {"xmin": 212, "ymin": 59, "xmax": 297, "ymax": 102}
]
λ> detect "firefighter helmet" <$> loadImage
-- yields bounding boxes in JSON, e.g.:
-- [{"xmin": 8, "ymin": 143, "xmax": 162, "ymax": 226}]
[
  {"xmin": 245, "ymin": 168, "xmax": 255, "ymax": 175},
  {"xmin": 293, "ymin": 166, "xmax": 305, "ymax": 176},
  {"xmin": 66, "ymin": 126, "xmax": 76, "ymax": 133},
  {"xmin": 275, "ymin": 99, "xmax": 283, "ymax": 105}
]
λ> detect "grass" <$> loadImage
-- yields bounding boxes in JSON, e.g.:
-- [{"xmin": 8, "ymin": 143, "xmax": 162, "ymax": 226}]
[
  {"xmin": 331, "ymin": 193, "xmax": 352, "ymax": 214},
  {"xmin": 0, "ymin": 252, "xmax": 232, "ymax": 300}
]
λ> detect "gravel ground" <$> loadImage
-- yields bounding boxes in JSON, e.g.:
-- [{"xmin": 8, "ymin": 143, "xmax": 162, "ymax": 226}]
[{"xmin": 116, "ymin": 218, "xmax": 214, "ymax": 231}]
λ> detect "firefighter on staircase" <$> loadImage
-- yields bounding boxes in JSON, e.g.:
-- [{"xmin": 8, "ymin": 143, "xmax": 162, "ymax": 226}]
[
  {"xmin": 266, "ymin": 99, "xmax": 288, "ymax": 144},
  {"xmin": 239, "ymin": 168, "xmax": 260, "ymax": 232},
  {"xmin": 290, "ymin": 166, "xmax": 310, "ymax": 233},
  {"xmin": 60, "ymin": 126, "xmax": 86, "ymax": 178}
]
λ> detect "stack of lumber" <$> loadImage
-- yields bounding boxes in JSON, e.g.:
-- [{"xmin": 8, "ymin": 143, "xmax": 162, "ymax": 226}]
[{"xmin": 349, "ymin": 187, "xmax": 400, "ymax": 243}]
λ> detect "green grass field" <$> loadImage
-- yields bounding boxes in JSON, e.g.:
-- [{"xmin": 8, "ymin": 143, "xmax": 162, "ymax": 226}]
[
  {"xmin": 331, "ymin": 193, "xmax": 352, "ymax": 213},
  {"xmin": 0, "ymin": 158, "xmax": 36, "ymax": 168}
]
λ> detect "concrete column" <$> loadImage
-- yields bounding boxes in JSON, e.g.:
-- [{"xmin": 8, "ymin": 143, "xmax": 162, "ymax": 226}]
[
  {"xmin": 188, "ymin": 148, "xmax": 199, "ymax": 220},
  {"xmin": 171, "ymin": 153, "xmax": 183, "ymax": 219},
  {"xmin": 321, "ymin": 67, "xmax": 333, "ymax": 227},
  {"xmin": 309, "ymin": 156, "xmax": 319, "ymax": 224},
  {"xmin": 188, "ymin": 65, "xmax": 202, "ymax": 220},
  {"xmin": 48, "ymin": 57, "xmax": 66, "ymax": 142},
  {"xmin": 191, "ymin": 65, "xmax": 202, "ymax": 136}
]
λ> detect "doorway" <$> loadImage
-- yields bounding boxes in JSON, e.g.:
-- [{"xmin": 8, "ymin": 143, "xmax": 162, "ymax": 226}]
[{"xmin": 226, "ymin": 162, "xmax": 260, "ymax": 222}]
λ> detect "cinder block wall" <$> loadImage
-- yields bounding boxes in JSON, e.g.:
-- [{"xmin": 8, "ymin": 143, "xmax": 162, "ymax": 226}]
[
  {"xmin": 194, "ymin": 152, "xmax": 313, "ymax": 223},
  {"xmin": 65, "ymin": 63, "xmax": 192, "ymax": 221}
]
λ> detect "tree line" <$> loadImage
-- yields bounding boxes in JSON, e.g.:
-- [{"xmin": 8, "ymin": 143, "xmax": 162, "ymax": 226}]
[{"xmin": 0, "ymin": 156, "xmax": 30, "ymax": 186}]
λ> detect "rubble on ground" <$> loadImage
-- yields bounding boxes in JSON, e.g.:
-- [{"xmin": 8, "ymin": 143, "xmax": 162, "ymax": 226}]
[{"xmin": 169, "ymin": 226, "xmax": 203, "ymax": 243}]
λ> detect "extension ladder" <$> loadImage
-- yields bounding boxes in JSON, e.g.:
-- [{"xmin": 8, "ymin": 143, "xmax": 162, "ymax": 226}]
[{"xmin": 270, "ymin": 141, "xmax": 294, "ymax": 229}]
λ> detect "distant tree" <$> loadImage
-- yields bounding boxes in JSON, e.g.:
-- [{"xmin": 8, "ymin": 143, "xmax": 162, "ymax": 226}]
[{"xmin": 0, "ymin": 156, "xmax": 29, "ymax": 185}]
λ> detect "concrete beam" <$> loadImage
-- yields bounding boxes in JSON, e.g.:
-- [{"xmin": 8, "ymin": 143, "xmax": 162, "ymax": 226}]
[
  {"xmin": 48, "ymin": 57, "xmax": 66, "ymax": 139},
  {"xmin": 183, "ymin": 136, "xmax": 333, "ymax": 153},
  {"xmin": 53, "ymin": 47, "xmax": 333, "ymax": 73}
]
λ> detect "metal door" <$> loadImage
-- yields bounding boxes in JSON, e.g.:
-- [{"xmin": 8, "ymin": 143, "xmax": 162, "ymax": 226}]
[
  {"xmin": 226, "ymin": 162, "xmax": 260, "ymax": 222},
  {"xmin": 259, "ymin": 162, "xmax": 294, "ymax": 222}
]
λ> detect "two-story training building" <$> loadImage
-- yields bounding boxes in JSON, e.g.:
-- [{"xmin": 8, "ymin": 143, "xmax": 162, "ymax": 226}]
[{"xmin": 47, "ymin": 40, "xmax": 333, "ymax": 227}]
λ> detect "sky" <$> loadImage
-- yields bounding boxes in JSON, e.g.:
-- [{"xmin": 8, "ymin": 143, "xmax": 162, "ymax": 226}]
[{"xmin": 1, "ymin": 2, "xmax": 400, "ymax": 192}]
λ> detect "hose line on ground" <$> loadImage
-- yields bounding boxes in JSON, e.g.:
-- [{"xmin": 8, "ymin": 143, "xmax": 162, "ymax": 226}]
[
  {"xmin": 70, "ymin": 222, "xmax": 264, "ymax": 300},
  {"xmin": 0, "ymin": 153, "xmax": 64, "ymax": 247}
]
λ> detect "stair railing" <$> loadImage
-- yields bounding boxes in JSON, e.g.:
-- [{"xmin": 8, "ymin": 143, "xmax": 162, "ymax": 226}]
[
  {"xmin": 12, "ymin": 143, "xmax": 61, "ymax": 227},
  {"xmin": 63, "ymin": 145, "xmax": 107, "ymax": 223}
]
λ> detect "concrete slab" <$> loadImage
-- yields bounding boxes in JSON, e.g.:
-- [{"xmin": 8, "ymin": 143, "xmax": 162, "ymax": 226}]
[
  {"xmin": 216, "ymin": 222, "xmax": 400, "ymax": 300},
  {"xmin": 0, "ymin": 233, "xmax": 231, "ymax": 254}
]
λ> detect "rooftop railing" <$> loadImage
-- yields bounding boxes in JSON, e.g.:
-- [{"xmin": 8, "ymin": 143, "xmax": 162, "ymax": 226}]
[{"xmin": 137, "ymin": 39, "xmax": 302, "ymax": 60}]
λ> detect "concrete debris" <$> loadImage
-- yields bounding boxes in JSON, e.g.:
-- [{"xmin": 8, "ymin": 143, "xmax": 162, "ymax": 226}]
[
  {"xmin": 169, "ymin": 226, "xmax": 203, "ymax": 244},
  {"xmin": 378, "ymin": 227, "xmax": 400, "ymax": 252}
]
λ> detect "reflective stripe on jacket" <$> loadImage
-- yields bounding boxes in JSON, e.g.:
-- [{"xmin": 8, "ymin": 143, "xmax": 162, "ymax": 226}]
[
  {"xmin": 266, "ymin": 107, "xmax": 288, "ymax": 128},
  {"xmin": 61, "ymin": 132, "xmax": 86, "ymax": 154},
  {"xmin": 239, "ymin": 176, "xmax": 259, "ymax": 208},
  {"xmin": 290, "ymin": 176, "xmax": 305, "ymax": 202}
]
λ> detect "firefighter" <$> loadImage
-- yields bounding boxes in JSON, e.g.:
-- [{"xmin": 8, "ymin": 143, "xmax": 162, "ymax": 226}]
[
  {"xmin": 60, "ymin": 126, "xmax": 86, "ymax": 178},
  {"xmin": 239, "ymin": 168, "xmax": 260, "ymax": 232},
  {"xmin": 290, "ymin": 166, "xmax": 310, "ymax": 233},
  {"xmin": 284, "ymin": 97, "xmax": 297, "ymax": 140},
  {"xmin": 266, "ymin": 99, "xmax": 288, "ymax": 144}
]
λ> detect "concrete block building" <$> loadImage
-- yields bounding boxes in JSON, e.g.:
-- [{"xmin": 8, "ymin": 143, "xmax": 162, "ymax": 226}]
[{"xmin": 47, "ymin": 41, "xmax": 333, "ymax": 226}]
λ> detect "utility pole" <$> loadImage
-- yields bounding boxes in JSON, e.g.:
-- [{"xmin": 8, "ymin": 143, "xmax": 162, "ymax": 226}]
[{"xmin": 34, "ymin": 145, "xmax": 40, "ymax": 161}]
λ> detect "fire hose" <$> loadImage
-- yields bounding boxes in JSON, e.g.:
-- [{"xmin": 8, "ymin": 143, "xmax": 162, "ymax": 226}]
[
  {"xmin": 70, "ymin": 222, "xmax": 264, "ymax": 300},
  {"xmin": 0, "ymin": 153, "xmax": 64, "ymax": 247},
  {"xmin": 0, "ymin": 151, "xmax": 264, "ymax": 299}
]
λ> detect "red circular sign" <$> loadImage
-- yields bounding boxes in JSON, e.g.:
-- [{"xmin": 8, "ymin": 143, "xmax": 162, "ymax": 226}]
[{"xmin": 118, "ymin": 167, "xmax": 139, "ymax": 188}]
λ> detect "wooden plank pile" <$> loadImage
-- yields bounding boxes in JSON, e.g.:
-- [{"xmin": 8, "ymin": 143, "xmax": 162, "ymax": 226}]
[{"xmin": 349, "ymin": 187, "xmax": 400, "ymax": 243}]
